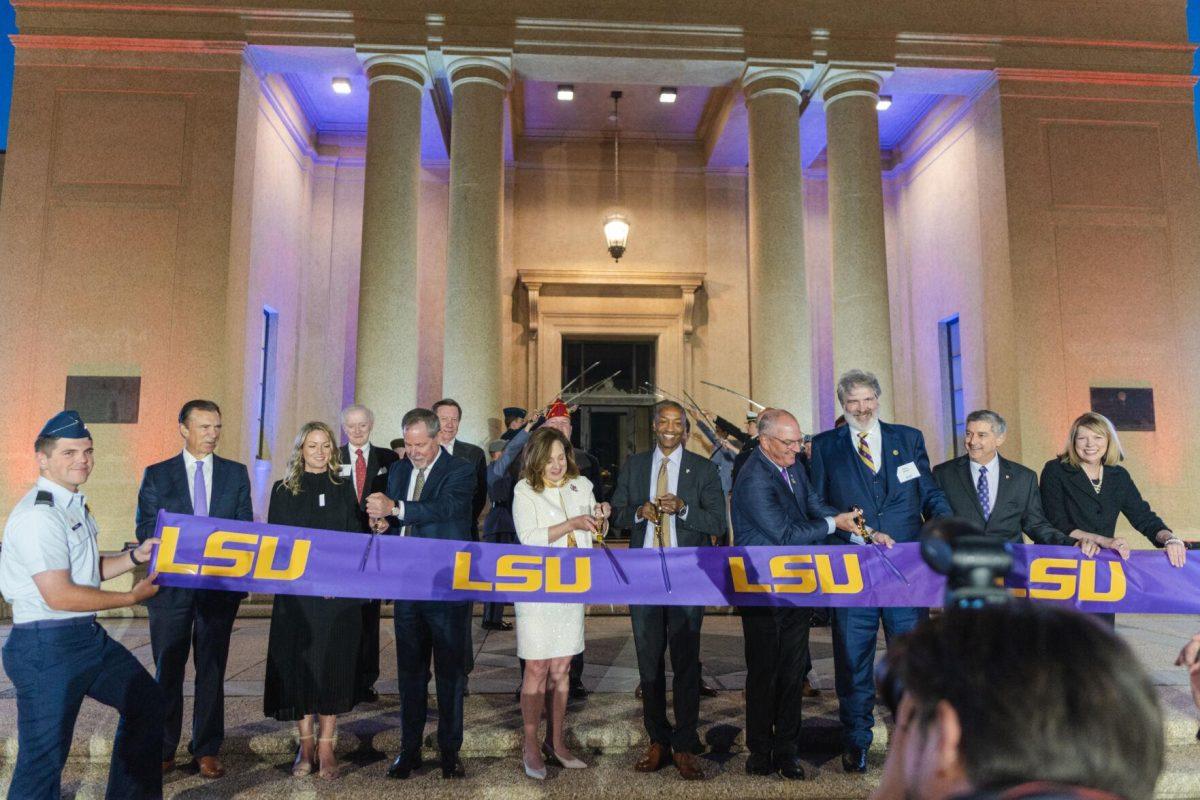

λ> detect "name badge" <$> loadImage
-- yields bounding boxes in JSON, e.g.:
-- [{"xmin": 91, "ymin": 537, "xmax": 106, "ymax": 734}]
[
  {"xmin": 319, "ymin": 493, "xmax": 326, "ymax": 507},
  {"xmin": 896, "ymin": 462, "xmax": 920, "ymax": 483},
  {"xmin": 339, "ymin": 464, "xmax": 352, "ymax": 477}
]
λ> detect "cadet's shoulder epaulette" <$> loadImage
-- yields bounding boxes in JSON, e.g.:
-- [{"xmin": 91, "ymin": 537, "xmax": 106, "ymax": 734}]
[{"xmin": 34, "ymin": 490, "xmax": 54, "ymax": 507}]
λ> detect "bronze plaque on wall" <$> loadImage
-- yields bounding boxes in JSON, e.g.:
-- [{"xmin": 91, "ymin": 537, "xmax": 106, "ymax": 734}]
[
  {"xmin": 64, "ymin": 376, "xmax": 141, "ymax": 424},
  {"xmin": 1089, "ymin": 388, "xmax": 1154, "ymax": 432}
]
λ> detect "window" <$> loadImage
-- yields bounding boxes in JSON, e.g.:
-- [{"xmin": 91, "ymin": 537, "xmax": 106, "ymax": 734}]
[
  {"xmin": 256, "ymin": 306, "xmax": 279, "ymax": 461},
  {"xmin": 940, "ymin": 316, "xmax": 965, "ymax": 457}
]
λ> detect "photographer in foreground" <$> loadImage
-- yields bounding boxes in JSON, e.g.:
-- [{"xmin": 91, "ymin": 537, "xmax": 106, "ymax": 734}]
[{"xmin": 871, "ymin": 604, "xmax": 1163, "ymax": 800}]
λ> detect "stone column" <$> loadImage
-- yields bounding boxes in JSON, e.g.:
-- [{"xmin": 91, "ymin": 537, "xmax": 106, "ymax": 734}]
[
  {"xmin": 354, "ymin": 52, "xmax": 429, "ymax": 437},
  {"xmin": 743, "ymin": 65, "xmax": 814, "ymax": 426},
  {"xmin": 442, "ymin": 55, "xmax": 511, "ymax": 445},
  {"xmin": 821, "ymin": 68, "xmax": 895, "ymax": 417}
]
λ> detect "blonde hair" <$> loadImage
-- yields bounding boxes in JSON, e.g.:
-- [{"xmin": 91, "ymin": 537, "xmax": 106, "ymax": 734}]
[
  {"xmin": 522, "ymin": 427, "xmax": 580, "ymax": 492},
  {"xmin": 280, "ymin": 421, "xmax": 343, "ymax": 495},
  {"xmin": 1059, "ymin": 412, "xmax": 1124, "ymax": 467}
]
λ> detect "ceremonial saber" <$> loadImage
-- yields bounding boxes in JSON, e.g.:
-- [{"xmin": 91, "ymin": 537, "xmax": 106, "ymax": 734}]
[
  {"xmin": 557, "ymin": 360, "xmax": 601, "ymax": 398},
  {"xmin": 700, "ymin": 380, "xmax": 766, "ymax": 411},
  {"xmin": 565, "ymin": 370, "xmax": 622, "ymax": 405},
  {"xmin": 659, "ymin": 546, "xmax": 672, "ymax": 593}
]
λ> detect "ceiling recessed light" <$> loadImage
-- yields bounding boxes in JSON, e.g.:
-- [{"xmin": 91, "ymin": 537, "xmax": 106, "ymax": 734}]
[
  {"xmin": 659, "ymin": 87, "xmax": 678, "ymax": 104},
  {"xmin": 331, "ymin": 77, "xmax": 352, "ymax": 95},
  {"xmin": 876, "ymin": 95, "xmax": 893, "ymax": 111},
  {"xmin": 557, "ymin": 84, "xmax": 575, "ymax": 101}
]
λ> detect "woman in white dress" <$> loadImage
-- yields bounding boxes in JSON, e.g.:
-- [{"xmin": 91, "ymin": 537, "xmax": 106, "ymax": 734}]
[{"xmin": 512, "ymin": 427, "xmax": 611, "ymax": 779}]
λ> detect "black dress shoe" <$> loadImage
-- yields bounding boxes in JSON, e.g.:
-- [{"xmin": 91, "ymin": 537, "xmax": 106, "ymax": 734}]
[
  {"xmin": 569, "ymin": 680, "xmax": 589, "ymax": 699},
  {"xmin": 481, "ymin": 620, "xmax": 513, "ymax": 631},
  {"xmin": 387, "ymin": 751, "xmax": 423, "ymax": 779},
  {"xmin": 440, "ymin": 753, "xmax": 466, "ymax": 779},
  {"xmin": 842, "ymin": 747, "xmax": 868, "ymax": 773},
  {"xmin": 699, "ymin": 677, "xmax": 719, "ymax": 698},
  {"xmin": 775, "ymin": 755, "xmax": 806, "ymax": 780},
  {"xmin": 358, "ymin": 687, "xmax": 379, "ymax": 703},
  {"xmin": 745, "ymin": 752, "xmax": 773, "ymax": 775}
]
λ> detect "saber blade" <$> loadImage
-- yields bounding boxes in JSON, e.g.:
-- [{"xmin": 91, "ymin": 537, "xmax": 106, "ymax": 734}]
[{"xmin": 700, "ymin": 380, "xmax": 765, "ymax": 411}]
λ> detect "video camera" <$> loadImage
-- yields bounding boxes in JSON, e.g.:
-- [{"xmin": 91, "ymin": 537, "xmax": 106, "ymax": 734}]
[{"xmin": 877, "ymin": 518, "xmax": 1012, "ymax": 715}]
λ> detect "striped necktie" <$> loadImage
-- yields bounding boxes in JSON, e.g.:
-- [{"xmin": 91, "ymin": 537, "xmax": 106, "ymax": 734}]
[
  {"xmin": 857, "ymin": 431, "xmax": 876, "ymax": 473},
  {"xmin": 402, "ymin": 467, "xmax": 426, "ymax": 537}
]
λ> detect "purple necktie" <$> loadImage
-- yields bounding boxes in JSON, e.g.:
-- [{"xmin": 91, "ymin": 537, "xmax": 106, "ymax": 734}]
[{"xmin": 193, "ymin": 462, "xmax": 208, "ymax": 517}]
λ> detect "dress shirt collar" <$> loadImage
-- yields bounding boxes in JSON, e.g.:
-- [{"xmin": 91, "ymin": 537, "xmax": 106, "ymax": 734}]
[
  {"xmin": 653, "ymin": 446, "xmax": 683, "ymax": 468},
  {"xmin": 969, "ymin": 454, "xmax": 999, "ymax": 477},
  {"xmin": 182, "ymin": 449, "xmax": 214, "ymax": 471},
  {"xmin": 414, "ymin": 448, "xmax": 441, "ymax": 475},
  {"xmin": 36, "ymin": 475, "xmax": 84, "ymax": 509},
  {"xmin": 350, "ymin": 441, "xmax": 371, "ymax": 460},
  {"xmin": 846, "ymin": 418, "xmax": 881, "ymax": 439}
]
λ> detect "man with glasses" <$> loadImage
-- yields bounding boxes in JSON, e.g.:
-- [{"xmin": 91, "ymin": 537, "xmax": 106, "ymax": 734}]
[
  {"xmin": 808, "ymin": 369, "xmax": 950, "ymax": 774},
  {"xmin": 731, "ymin": 408, "xmax": 867, "ymax": 780}
]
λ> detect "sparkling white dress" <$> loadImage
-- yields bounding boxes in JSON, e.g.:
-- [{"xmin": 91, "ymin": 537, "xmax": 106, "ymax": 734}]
[{"xmin": 512, "ymin": 476, "xmax": 596, "ymax": 660}]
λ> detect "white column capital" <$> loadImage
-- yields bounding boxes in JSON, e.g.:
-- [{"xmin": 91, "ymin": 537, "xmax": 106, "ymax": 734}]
[
  {"xmin": 356, "ymin": 49, "xmax": 431, "ymax": 91},
  {"xmin": 741, "ymin": 61, "xmax": 813, "ymax": 103},
  {"xmin": 444, "ymin": 50, "xmax": 513, "ymax": 92},
  {"xmin": 816, "ymin": 65, "xmax": 893, "ymax": 107}
]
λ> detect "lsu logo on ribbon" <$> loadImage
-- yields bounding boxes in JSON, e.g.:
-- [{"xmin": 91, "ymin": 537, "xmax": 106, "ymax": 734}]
[
  {"xmin": 156, "ymin": 526, "xmax": 311, "ymax": 581},
  {"xmin": 451, "ymin": 552, "xmax": 592, "ymax": 594},
  {"xmin": 1010, "ymin": 557, "xmax": 1127, "ymax": 602},
  {"xmin": 727, "ymin": 554, "xmax": 864, "ymax": 595}
]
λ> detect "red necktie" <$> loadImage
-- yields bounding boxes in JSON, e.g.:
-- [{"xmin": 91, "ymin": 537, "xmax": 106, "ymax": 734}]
[{"xmin": 355, "ymin": 448, "xmax": 367, "ymax": 501}]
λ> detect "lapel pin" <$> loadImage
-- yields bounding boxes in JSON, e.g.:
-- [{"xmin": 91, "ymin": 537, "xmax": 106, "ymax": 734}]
[
  {"xmin": 685, "ymin": 468, "xmax": 690, "ymax": 474},
  {"xmin": 892, "ymin": 450, "xmax": 899, "ymax": 456}
]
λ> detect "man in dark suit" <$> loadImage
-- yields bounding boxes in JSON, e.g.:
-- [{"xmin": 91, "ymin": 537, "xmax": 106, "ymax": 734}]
[
  {"xmin": 610, "ymin": 401, "xmax": 728, "ymax": 780},
  {"xmin": 732, "ymin": 408, "xmax": 866, "ymax": 780},
  {"xmin": 432, "ymin": 398, "xmax": 487, "ymax": 681},
  {"xmin": 934, "ymin": 409, "xmax": 1086, "ymax": 548},
  {"xmin": 365, "ymin": 408, "xmax": 475, "ymax": 780},
  {"xmin": 338, "ymin": 403, "xmax": 399, "ymax": 704},
  {"xmin": 135, "ymin": 399, "xmax": 253, "ymax": 779},
  {"xmin": 808, "ymin": 370, "xmax": 951, "ymax": 774}
]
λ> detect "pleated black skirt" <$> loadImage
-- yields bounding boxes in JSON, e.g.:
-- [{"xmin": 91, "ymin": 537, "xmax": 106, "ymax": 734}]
[{"xmin": 263, "ymin": 593, "xmax": 363, "ymax": 721}]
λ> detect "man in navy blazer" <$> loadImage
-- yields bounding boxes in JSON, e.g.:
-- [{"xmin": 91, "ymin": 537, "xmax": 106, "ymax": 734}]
[
  {"xmin": 808, "ymin": 370, "xmax": 951, "ymax": 774},
  {"xmin": 731, "ymin": 408, "xmax": 865, "ymax": 780},
  {"xmin": 135, "ymin": 399, "xmax": 253, "ymax": 779},
  {"xmin": 364, "ymin": 407, "xmax": 475, "ymax": 780}
]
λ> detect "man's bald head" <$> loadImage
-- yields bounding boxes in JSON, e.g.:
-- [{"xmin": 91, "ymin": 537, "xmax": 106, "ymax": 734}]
[{"xmin": 757, "ymin": 408, "xmax": 803, "ymax": 469}]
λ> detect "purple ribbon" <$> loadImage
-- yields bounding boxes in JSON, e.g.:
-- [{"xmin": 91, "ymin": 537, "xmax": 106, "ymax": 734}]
[{"xmin": 150, "ymin": 511, "xmax": 1199, "ymax": 613}]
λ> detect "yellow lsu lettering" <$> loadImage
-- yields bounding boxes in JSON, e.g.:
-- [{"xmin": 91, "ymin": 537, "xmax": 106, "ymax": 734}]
[
  {"xmin": 156, "ymin": 526, "xmax": 311, "ymax": 580},
  {"xmin": 728, "ymin": 554, "xmax": 864, "ymax": 595},
  {"xmin": 1015, "ymin": 557, "xmax": 1127, "ymax": 602},
  {"xmin": 452, "ymin": 552, "xmax": 592, "ymax": 594}
]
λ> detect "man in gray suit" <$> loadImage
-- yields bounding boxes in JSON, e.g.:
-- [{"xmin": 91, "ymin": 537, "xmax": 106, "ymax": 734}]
[
  {"xmin": 933, "ymin": 409, "xmax": 1077, "ymax": 546},
  {"xmin": 611, "ymin": 400, "xmax": 727, "ymax": 781}
]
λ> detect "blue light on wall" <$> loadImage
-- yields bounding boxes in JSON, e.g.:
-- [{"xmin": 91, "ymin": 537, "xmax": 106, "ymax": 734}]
[
  {"xmin": 0, "ymin": 0, "xmax": 15, "ymax": 152},
  {"xmin": 1191, "ymin": 0, "xmax": 1200, "ymax": 162}
]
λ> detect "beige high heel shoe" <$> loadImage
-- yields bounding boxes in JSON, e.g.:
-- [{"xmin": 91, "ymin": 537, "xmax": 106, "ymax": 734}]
[
  {"xmin": 291, "ymin": 733, "xmax": 316, "ymax": 777},
  {"xmin": 318, "ymin": 735, "xmax": 340, "ymax": 780}
]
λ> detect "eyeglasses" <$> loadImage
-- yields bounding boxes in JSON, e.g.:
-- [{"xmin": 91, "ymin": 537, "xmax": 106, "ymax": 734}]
[{"xmin": 765, "ymin": 434, "xmax": 804, "ymax": 449}]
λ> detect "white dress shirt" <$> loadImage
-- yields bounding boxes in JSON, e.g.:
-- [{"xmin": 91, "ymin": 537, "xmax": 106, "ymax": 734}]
[
  {"xmin": 969, "ymin": 454, "xmax": 1000, "ymax": 516},
  {"xmin": 847, "ymin": 419, "xmax": 882, "ymax": 474},
  {"xmin": 639, "ymin": 446, "xmax": 690, "ymax": 548},
  {"xmin": 182, "ymin": 450, "xmax": 214, "ymax": 511},
  {"xmin": 395, "ymin": 448, "xmax": 442, "ymax": 522}
]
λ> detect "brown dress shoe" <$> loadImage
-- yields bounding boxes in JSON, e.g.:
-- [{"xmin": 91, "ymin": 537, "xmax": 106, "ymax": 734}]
[
  {"xmin": 672, "ymin": 751, "xmax": 706, "ymax": 780},
  {"xmin": 161, "ymin": 759, "xmax": 175, "ymax": 775},
  {"xmin": 802, "ymin": 679, "xmax": 821, "ymax": 698},
  {"xmin": 196, "ymin": 756, "xmax": 226, "ymax": 779},
  {"xmin": 634, "ymin": 742, "xmax": 671, "ymax": 772}
]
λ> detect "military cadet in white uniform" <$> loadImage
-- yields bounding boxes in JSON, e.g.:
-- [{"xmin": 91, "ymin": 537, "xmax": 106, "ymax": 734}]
[{"xmin": 0, "ymin": 411, "xmax": 164, "ymax": 799}]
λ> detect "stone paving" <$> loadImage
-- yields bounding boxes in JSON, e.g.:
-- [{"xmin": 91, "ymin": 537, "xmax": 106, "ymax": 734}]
[{"xmin": 0, "ymin": 611, "xmax": 1198, "ymax": 798}]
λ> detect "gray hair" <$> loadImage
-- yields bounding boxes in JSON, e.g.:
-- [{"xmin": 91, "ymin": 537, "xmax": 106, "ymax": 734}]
[
  {"xmin": 340, "ymin": 403, "xmax": 374, "ymax": 425},
  {"xmin": 836, "ymin": 369, "xmax": 883, "ymax": 406},
  {"xmin": 401, "ymin": 407, "xmax": 440, "ymax": 437},
  {"xmin": 966, "ymin": 409, "xmax": 1007, "ymax": 436},
  {"xmin": 756, "ymin": 408, "xmax": 797, "ymax": 439}
]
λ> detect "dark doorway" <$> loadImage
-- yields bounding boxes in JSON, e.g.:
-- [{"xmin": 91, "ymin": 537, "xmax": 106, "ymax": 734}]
[{"xmin": 561, "ymin": 338, "xmax": 656, "ymax": 530}]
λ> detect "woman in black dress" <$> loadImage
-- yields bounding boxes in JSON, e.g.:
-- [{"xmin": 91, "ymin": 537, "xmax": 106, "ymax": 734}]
[
  {"xmin": 1040, "ymin": 412, "xmax": 1185, "ymax": 567},
  {"xmin": 265, "ymin": 420, "xmax": 368, "ymax": 780}
]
